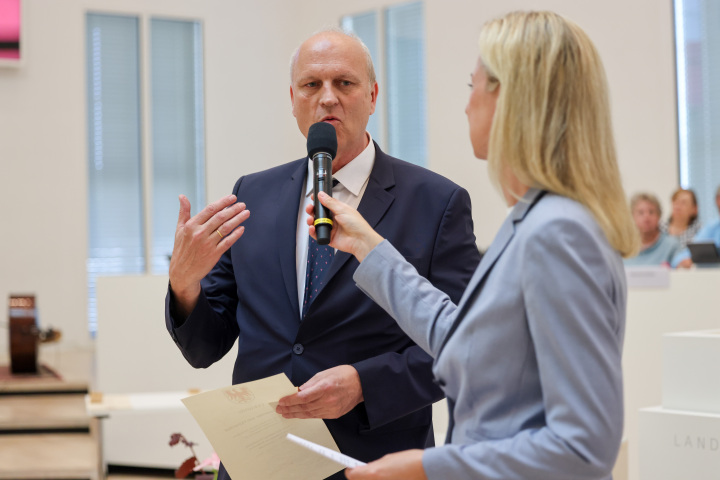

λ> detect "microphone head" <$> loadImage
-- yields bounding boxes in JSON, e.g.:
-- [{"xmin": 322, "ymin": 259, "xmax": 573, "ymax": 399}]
[{"xmin": 307, "ymin": 122, "xmax": 337, "ymax": 159}]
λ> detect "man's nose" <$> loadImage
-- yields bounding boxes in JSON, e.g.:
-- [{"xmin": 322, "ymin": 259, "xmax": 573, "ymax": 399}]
[{"xmin": 319, "ymin": 84, "xmax": 339, "ymax": 108}]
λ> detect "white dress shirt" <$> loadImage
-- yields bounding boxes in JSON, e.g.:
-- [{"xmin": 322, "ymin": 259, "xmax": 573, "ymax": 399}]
[{"xmin": 295, "ymin": 133, "xmax": 376, "ymax": 316}]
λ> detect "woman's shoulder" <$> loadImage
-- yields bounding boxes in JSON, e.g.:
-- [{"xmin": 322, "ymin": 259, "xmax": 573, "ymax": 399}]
[
  {"xmin": 525, "ymin": 193, "xmax": 599, "ymax": 231},
  {"xmin": 519, "ymin": 193, "xmax": 617, "ymax": 256}
]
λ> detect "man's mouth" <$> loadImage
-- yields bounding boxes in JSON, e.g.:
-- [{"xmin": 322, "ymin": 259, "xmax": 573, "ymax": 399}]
[{"xmin": 320, "ymin": 116, "xmax": 340, "ymax": 124}]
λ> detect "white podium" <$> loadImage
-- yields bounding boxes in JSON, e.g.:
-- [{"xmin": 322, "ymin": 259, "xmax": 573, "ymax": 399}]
[{"xmin": 638, "ymin": 330, "xmax": 720, "ymax": 479}]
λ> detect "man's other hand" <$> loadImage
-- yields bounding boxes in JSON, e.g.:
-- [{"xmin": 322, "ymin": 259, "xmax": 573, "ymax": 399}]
[{"xmin": 276, "ymin": 365, "xmax": 364, "ymax": 419}]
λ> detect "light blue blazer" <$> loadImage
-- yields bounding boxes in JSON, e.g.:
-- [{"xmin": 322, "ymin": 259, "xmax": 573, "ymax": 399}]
[{"xmin": 354, "ymin": 188, "xmax": 626, "ymax": 480}]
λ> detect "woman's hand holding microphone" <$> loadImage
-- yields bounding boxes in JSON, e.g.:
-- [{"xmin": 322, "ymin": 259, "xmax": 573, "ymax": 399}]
[{"xmin": 306, "ymin": 191, "xmax": 384, "ymax": 263}]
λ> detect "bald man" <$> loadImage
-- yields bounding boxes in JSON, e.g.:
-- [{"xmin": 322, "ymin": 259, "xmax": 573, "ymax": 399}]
[{"xmin": 165, "ymin": 30, "xmax": 480, "ymax": 480}]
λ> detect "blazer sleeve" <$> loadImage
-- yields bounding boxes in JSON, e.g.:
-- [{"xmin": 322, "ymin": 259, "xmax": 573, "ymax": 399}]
[
  {"xmin": 422, "ymin": 217, "xmax": 625, "ymax": 480},
  {"xmin": 164, "ymin": 179, "xmax": 244, "ymax": 368},
  {"xmin": 354, "ymin": 241, "xmax": 460, "ymax": 357},
  {"xmin": 352, "ymin": 188, "xmax": 480, "ymax": 429}
]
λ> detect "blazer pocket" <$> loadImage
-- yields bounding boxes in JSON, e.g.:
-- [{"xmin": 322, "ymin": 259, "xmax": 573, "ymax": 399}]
[{"xmin": 358, "ymin": 407, "xmax": 431, "ymax": 436}]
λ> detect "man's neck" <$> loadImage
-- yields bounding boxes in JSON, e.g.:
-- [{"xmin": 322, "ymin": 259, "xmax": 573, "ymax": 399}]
[
  {"xmin": 332, "ymin": 134, "xmax": 371, "ymax": 174},
  {"xmin": 641, "ymin": 229, "xmax": 660, "ymax": 248}
]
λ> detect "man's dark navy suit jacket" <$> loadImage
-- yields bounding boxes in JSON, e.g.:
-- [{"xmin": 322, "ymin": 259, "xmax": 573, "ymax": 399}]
[{"xmin": 166, "ymin": 143, "xmax": 481, "ymax": 478}]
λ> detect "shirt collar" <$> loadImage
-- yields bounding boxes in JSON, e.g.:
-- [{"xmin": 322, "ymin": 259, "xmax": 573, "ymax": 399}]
[{"xmin": 305, "ymin": 132, "xmax": 376, "ymax": 197}]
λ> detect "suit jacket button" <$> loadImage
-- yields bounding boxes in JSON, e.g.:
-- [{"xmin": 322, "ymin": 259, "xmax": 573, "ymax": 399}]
[{"xmin": 293, "ymin": 343, "xmax": 304, "ymax": 355}]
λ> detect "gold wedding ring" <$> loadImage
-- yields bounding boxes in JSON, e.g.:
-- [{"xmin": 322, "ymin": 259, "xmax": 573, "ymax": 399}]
[{"xmin": 216, "ymin": 229, "xmax": 224, "ymax": 239}]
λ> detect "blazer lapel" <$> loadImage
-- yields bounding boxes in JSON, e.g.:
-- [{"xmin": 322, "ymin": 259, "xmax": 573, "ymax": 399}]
[
  {"xmin": 464, "ymin": 188, "xmax": 546, "ymax": 295},
  {"xmin": 322, "ymin": 143, "xmax": 395, "ymax": 286},
  {"xmin": 276, "ymin": 159, "xmax": 308, "ymax": 318},
  {"xmin": 436, "ymin": 188, "xmax": 546, "ymax": 357}
]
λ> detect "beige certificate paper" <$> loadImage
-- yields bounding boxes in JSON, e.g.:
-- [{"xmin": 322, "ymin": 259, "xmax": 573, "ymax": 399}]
[{"xmin": 182, "ymin": 373, "xmax": 343, "ymax": 479}]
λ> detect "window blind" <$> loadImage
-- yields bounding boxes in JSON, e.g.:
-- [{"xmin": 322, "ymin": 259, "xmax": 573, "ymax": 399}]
[
  {"xmin": 341, "ymin": 12, "xmax": 383, "ymax": 146},
  {"xmin": 385, "ymin": 2, "xmax": 427, "ymax": 167},
  {"xmin": 341, "ymin": 2, "xmax": 427, "ymax": 166},
  {"xmin": 675, "ymin": 0, "xmax": 720, "ymax": 223},
  {"xmin": 150, "ymin": 18, "xmax": 205, "ymax": 274},
  {"xmin": 86, "ymin": 14, "xmax": 144, "ymax": 332},
  {"xmin": 86, "ymin": 14, "xmax": 205, "ymax": 333}
]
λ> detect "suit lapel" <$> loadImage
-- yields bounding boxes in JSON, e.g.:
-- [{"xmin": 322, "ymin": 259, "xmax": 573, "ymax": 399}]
[
  {"xmin": 322, "ymin": 144, "xmax": 395, "ymax": 286},
  {"xmin": 276, "ymin": 159, "xmax": 308, "ymax": 318}
]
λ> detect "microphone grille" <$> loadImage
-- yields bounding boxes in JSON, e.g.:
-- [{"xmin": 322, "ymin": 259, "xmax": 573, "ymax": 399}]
[{"xmin": 307, "ymin": 122, "xmax": 338, "ymax": 158}]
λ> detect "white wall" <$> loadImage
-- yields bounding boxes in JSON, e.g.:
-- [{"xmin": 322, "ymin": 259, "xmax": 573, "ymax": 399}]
[
  {"xmin": 0, "ymin": 0, "xmax": 304, "ymax": 354},
  {"xmin": 0, "ymin": 1, "xmax": 693, "ymax": 479},
  {"xmin": 295, "ymin": 0, "xmax": 679, "ymax": 247},
  {"xmin": 0, "ymin": 0, "xmax": 679, "ymax": 359}
]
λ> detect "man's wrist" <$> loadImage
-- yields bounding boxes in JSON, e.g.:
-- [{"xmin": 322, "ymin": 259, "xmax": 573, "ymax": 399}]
[
  {"xmin": 169, "ymin": 280, "xmax": 201, "ymax": 320},
  {"xmin": 349, "ymin": 365, "xmax": 365, "ymax": 404}
]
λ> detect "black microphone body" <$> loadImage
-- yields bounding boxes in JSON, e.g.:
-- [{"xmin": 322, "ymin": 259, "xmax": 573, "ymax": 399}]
[
  {"xmin": 312, "ymin": 152, "xmax": 333, "ymax": 244},
  {"xmin": 307, "ymin": 122, "xmax": 338, "ymax": 245}
]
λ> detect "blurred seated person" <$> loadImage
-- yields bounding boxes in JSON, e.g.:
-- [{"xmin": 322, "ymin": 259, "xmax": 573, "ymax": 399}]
[
  {"xmin": 673, "ymin": 185, "xmax": 720, "ymax": 268},
  {"xmin": 624, "ymin": 193, "xmax": 680, "ymax": 267},
  {"xmin": 661, "ymin": 188, "xmax": 701, "ymax": 249}
]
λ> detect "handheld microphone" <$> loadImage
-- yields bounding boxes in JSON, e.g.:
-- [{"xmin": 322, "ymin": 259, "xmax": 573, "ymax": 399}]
[{"xmin": 307, "ymin": 122, "xmax": 337, "ymax": 245}]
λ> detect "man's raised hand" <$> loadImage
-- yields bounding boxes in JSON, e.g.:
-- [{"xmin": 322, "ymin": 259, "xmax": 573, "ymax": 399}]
[{"xmin": 169, "ymin": 194, "xmax": 249, "ymax": 317}]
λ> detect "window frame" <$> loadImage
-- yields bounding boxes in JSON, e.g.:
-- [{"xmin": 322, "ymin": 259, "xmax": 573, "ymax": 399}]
[{"xmin": 85, "ymin": 10, "xmax": 207, "ymax": 334}]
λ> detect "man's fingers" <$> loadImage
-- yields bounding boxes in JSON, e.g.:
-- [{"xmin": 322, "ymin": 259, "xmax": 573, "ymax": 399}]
[
  {"xmin": 280, "ymin": 408, "xmax": 324, "ymax": 419},
  {"xmin": 276, "ymin": 392, "xmax": 304, "ymax": 408},
  {"xmin": 207, "ymin": 202, "xmax": 248, "ymax": 235},
  {"xmin": 278, "ymin": 386, "xmax": 323, "ymax": 407},
  {"xmin": 177, "ymin": 194, "xmax": 192, "ymax": 228},
  {"xmin": 277, "ymin": 401, "xmax": 327, "ymax": 419},
  {"xmin": 216, "ymin": 226, "xmax": 245, "ymax": 252},
  {"xmin": 193, "ymin": 194, "xmax": 238, "ymax": 226}
]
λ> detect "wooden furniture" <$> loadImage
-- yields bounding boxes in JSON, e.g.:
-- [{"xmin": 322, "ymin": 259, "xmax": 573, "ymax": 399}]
[
  {"xmin": 0, "ymin": 352, "xmax": 99, "ymax": 480},
  {"xmin": 8, "ymin": 295, "xmax": 39, "ymax": 374}
]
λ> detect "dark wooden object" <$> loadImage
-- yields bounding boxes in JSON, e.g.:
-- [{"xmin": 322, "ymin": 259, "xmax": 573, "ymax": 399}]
[{"xmin": 9, "ymin": 295, "xmax": 38, "ymax": 374}]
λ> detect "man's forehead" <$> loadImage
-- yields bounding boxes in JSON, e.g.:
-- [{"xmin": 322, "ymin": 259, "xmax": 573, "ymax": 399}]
[
  {"xmin": 302, "ymin": 32, "xmax": 355, "ymax": 53},
  {"xmin": 294, "ymin": 54, "xmax": 366, "ymax": 84},
  {"xmin": 291, "ymin": 31, "xmax": 374, "ymax": 85},
  {"xmin": 295, "ymin": 61, "xmax": 362, "ymax": 79},
  {"xmin": 298, "ymin": 43, "xmax": 361, "ymax": 65}
]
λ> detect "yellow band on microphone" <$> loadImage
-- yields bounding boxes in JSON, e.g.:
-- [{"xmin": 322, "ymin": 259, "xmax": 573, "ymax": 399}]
[{"xmin": 314, "ymin": 218, "xmax": 333, "ymax": 227}]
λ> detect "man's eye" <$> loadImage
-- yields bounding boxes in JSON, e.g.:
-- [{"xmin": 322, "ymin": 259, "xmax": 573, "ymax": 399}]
[
  {"xmin": 305, "ymin": 82, "xmax": 318, "ymax": 88},
  {"xmin": 340, "ymin": 80, "xmax": 352, "ymax": 86}
]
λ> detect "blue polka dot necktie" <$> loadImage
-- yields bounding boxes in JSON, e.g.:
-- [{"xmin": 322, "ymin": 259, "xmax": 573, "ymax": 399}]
[
  {"xmin": 302, "ymin": 179, "xmax": 338, "ymax": 317},
  {"xmin": 302, "ymin": 236, "xmax": 333, "ymax": 317}
]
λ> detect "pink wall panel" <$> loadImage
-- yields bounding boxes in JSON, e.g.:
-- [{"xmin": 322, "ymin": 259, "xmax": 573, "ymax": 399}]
[{"xmin": 0, "ymin": 0, "xmax": 20, "ymax": 59}]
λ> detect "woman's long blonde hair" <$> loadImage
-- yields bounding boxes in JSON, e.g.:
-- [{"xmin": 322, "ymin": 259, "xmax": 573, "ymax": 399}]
[{"xmin": 479, "ymin": 11, "xmax": 639, "ymax": 257}]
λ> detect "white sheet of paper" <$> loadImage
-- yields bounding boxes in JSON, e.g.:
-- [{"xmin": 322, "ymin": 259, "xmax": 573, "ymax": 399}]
[
  {"xmin": 182, "ymin": 373, "xmax": 343, "ymax": 480},
  {"xmin": 287, "ymin": 433, "xmax": 366, "ymax": 468}
]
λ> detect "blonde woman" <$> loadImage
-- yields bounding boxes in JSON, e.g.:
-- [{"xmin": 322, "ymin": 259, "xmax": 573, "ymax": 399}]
[{"xmin": 306, "ymin": 10, "xmax": 638, "ymax": 480}]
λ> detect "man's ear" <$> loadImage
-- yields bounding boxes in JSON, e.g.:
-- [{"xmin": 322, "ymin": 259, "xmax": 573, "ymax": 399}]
[
  {"xmin": 369, "ymin": 82, "xmax": 378, "ymax": 115},
  {"xmin": 290, "ymin": 85, "xmax": 297, "ymax": 118}
]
